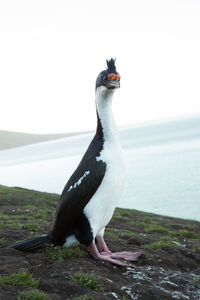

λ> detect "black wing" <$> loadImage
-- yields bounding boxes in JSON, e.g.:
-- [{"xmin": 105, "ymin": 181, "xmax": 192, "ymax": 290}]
[{"xmin": 52, "ymin": 135, "xmax": 106, "ymax": 246}]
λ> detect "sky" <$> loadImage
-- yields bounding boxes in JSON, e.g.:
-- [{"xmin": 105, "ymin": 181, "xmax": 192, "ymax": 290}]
[{"xmin": 0, "ymin": 0, "xmax": 200, "ymax": 134}]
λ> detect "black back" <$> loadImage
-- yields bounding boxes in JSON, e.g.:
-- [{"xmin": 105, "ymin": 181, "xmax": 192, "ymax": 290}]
[{"xmin": 52, "ymin": 129, "xmax": 106, "ymax": 246}]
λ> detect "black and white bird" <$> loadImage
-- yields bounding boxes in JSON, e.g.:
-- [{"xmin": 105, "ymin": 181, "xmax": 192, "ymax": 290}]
[{"xmin": 10, "ymin": 59, "xmax": 141, "ymax": 266}]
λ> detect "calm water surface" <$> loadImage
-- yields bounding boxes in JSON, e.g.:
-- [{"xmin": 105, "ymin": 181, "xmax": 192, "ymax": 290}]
[{"xmin": 0, "ymin": 116, "xmax": 200, "ymax": 221}]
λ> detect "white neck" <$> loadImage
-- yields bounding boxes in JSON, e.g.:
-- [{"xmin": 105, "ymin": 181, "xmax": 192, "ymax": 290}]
[{"xmin": 95, "ymin": 86, "xmax": 118, "ymax": 141}]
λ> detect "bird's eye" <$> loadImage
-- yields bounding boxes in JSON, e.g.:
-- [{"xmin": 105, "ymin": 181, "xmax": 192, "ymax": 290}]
[{"xmin": 103, "ymin": 76, "xmax": 107, "ymax": 81}]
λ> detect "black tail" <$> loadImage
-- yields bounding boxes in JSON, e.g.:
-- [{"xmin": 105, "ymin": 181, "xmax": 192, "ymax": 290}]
[{"xmin": 9, "ymin": 234, "xmax": 51, "ymax": 251}]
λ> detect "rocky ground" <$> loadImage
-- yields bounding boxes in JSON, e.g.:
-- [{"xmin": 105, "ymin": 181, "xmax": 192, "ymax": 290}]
[{"xmin": 0, "ymin": 185, "xmax": 200, "ymax": 300}]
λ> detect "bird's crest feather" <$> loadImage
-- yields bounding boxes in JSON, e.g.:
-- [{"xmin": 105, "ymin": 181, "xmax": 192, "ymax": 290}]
[{"xmin": 106, "ymin": 58, "xmax": 117, "ymax": 73}]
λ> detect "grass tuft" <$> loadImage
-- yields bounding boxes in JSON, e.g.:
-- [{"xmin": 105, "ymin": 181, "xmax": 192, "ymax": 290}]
[
  {"xmin": 172, "ymin": 230, "xmax": 200, "ymax": 239},
  {"xmin": 0, "ymin": 212, "xmax": 9, "ymax": 220},
  {"xmin": 145, "ymin": 225, "xmax": 170, "ymax": 234},
  {"xmin": 130, "ymin": 220, "xmax": 147, "ymax": 228},
  {"xmin": 0, "ymin": 222, "xmax": 6, "ymax": 229},
  {"xmin": 104, "ymin": 228, "xmax": 119, "ymax": 239},
  {"xmin": 21, "ymin": 223, "xmax": 40, "ymax": 232},
  {"xmin": 145, "ymin": 241, "xmax": 172, "ymax": 250},
  {"xmin": 17, "ymin": 289, "xmax": 51, "ymax": 300},
  {"xmin": 44, "ymin": 246, "xmax": 87, "ymax": 261},
  {"xmin": 24, "ymin": 205, "xmax": 37, "ymax": 210},
  {"xmin": 0, "ymin": 271, "xmax": 39, "ymax": 288},
  {"xmin": 120, "ymin": 211, "xmax": 132, "ymax": 218},
  {"xmin": 69, "ymin": 272, "xmax": 102, "ymax": 291}
]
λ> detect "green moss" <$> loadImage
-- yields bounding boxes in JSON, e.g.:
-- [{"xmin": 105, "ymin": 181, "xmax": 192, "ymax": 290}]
[
  {"xmin": 143, "ymin": 217, "xmax": 156, "ymax": 224},
  {"xmin": 120, "ymin": 211, "xmax": 132, "ymax": 218},
  {"xmin": 0, "ymin": 271, "xmax": 39, "ymax": 288},
  {"xmin": 130, "ymin": 220, "xmax": 147, "ymax": 228},
  {"xmin": 172, "ymin": 230, "xmax": 200, "ymax": 239},
  {"xmin": 113, "ymin": 209, "xmax": 133, "ymax": 220},
  {"xmin": 146, "ymin": 239, "xmax": 185, "ymax": 250},
  {"xmin": 44, "ymin": 246, "xmax": 87, "ymax": 261},
  {"xmin": 112, "ymin": 214, "xmax": 123, "ymax": 220},
  {"xmin": 191, "ymin": 247, "xmax": 198, "ymax": 253},
  {"xmin": 21, "ymin": 223, "xmax": 40, "ymax": 232},
  {"xmin": 113, "ymin": 208, "xmax": 150, "ymax": 220},
  {"xmin": 17, "ymin": 289, "xmax": 51, "ymax": 300},
  {"xmin": 33, "ymin": 213, "xmax": 46, "ymax": 219},
  {"xmin": 104, "ymin": 231, "xmax": 118, "ymax": 239},
  {"xmin": 171, "ymin": 222, "xmax": 196, "ymax": 229},
  {"xmin": 160, "ymin": 236, "xmax": 179, "ymax": 242},
  {"xmin": 105, "ymin": 227, "xmax": 139, "ymax": 242},
  {"xmin": 24, "ymin": 205, "xmax": 37, "ymax": 210},
  {"xmin": 0, "ymin": 222, "xmax": 6, "ymax": 229},
  {"xmin": 119, "ymin": 230, "xmax": 139, "ymax": 238},
  {"xmin": 145, "ymin": 241, "xmax": 172, "ymax": 250},
  {"xmin": 69, "ymin": 272, "xmax": 102, "ymax": 292},
  {"xmin": 38, "ymin": 208, "xmax": 53, "ymax": 214},
  {"xmin": 145, "ymin": 225, "xmax": 170, "ymax": 234},
  {"xmin": 104, "ymin": 228, "xmax": 119, "ymax": 239},
  {"xmin": 0, "ymin": 212, "xmax": 9, "ymax": 220},
  {"xmin": 11, "ymin": 215, "xmax": 30, "ymax": 221},
  {"xmin": 7, "ymin": 222, "xmax": 21, "ymax": 228}
]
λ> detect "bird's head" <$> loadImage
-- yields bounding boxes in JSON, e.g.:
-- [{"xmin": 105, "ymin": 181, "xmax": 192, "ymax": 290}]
[{"xmin": 96, "ymin": 58, "xmax": 120, "ymax": 91}]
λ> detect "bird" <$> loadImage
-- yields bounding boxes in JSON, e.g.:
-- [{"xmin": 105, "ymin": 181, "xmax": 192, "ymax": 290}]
[{"xmin": 9, "ymin": 58, "xmax": 141, "ymax": 266}]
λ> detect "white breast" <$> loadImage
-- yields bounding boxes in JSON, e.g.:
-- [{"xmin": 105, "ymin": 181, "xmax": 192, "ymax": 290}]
[
  {"xmin": 84, "ymin": 138, "xmax": 125, "ymax": 238},
  {"xmin": 84, "ymin": 85, "xmax": 125, "ymax": 239}
]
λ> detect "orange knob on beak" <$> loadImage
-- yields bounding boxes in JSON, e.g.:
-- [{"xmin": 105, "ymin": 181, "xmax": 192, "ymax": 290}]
[{"xmin": 107, "ymin": 73, "xmax": 121, "ymax": 82}]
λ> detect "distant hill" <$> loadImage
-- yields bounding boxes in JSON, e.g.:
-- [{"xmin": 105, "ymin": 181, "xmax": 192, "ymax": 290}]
[{"xmin": 0, "ymin": 130, "xmax": 85, "ymax": 150}]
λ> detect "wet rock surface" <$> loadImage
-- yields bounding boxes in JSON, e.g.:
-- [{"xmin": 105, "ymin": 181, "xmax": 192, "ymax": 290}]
[{"xmin": 0, "ymin": 185, "xmax": 200, "ymax": 299}]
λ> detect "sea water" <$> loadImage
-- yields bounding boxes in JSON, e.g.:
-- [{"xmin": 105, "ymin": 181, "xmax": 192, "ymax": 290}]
[{"xmin": 0, "ymin": 116, "xmax": 200, "ymax": 221}]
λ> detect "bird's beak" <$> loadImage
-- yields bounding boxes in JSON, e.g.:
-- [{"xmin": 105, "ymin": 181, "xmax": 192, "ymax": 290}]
[
  {"xmin": 106, "ymin": 80, "xmax": 120, "ymax": 89},
  {"xmin": 106, "ymin": 73, "xmax": 120, "ymax": 89}
]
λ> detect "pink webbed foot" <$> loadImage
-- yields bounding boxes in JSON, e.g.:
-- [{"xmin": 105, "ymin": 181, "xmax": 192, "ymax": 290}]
[
  {"xmin": 87, "ymin": 242, "xmax": 135, "ymax": 267},
  {"xmin": 109, "ymin": 251, "xmax": 142, "ymax": 261},
  {"xmin": 96, "ymin": 236, "xmax": 142, "ymax": 262}
]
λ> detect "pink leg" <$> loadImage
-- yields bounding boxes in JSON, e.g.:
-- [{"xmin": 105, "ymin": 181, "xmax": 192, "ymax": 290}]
[
  {"xmin": 87, "ymin": 242, "xmax": 134, "ymax": 267},
  {"xmin": 96, "ymin": 236, "xmax": 142, "ymax": 262},
  {"xmin": 96, "ymin": 236, "xmax": 111, "ymax": 254}
]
